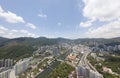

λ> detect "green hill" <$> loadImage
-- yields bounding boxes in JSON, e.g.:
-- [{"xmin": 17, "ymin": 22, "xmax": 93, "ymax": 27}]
[{"xmin": 0, "ymin": 37, "xmax": 120, "ymax": 60}]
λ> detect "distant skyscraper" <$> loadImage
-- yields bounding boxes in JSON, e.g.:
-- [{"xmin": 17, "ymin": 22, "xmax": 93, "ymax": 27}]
[{"xmin": 52, "ymin": 47, "xmax": 60, "ymax": 57}]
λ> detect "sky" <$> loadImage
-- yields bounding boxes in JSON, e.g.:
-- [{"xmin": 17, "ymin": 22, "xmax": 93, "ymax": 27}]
[{"xmin": 0, "ymin": 0, "xmax": 120, "ymax": 39}]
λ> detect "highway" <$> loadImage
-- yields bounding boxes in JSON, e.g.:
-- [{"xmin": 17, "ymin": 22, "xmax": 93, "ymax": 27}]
[
  {"xmin": 79, "ymin": 51, "xmax": 98, "ymax": 72},
  {"xmin": 78, "ymin": 48, "xmax": 103, "ymax": 78}
]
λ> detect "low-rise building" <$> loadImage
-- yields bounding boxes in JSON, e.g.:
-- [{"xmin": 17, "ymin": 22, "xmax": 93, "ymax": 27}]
[{"xmin": 102, "ymin": 66, "xmax": 113, "ymax": 74}]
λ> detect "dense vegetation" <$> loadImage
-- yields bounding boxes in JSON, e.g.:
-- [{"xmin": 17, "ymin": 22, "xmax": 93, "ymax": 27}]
[
  {"xmin": 113, "ymin": 50, "xmax": 120, "ymax": 54},
  {"xmin": 0, "ymin": 36, "xmax": 120, "ymax": 61},
  {"xmin": 104, "ymin": 56, "xmax": 120, "ymax": 74},
  {"xmin": 48, "ymin": 62, "xmax": 75, "ymax": 78},
  {"xmin": 0, "ymin": 37, "xmax": 8, "ymax": 47},
  {"xmin": 102, "ymin": 72, "xmax": 120, "ymax": 78},
  {"xmin": 0, "ymin": 37, "xmax": 59, "ymax": 60},
  {"xmin": 87, "ymin": 54, "xmax": 120, "ymax": 78},
  {"xmin": 0, "ymin": 44, "xmax": 36, "ymax": 60}
]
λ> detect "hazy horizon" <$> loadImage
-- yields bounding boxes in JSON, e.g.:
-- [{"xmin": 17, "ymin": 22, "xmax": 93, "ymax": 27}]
[{"xmin": 1, "ymin": 36, "xmax": 120, "ymax": 40}]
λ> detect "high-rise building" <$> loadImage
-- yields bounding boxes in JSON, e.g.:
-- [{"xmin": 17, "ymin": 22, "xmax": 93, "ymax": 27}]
[
  {"xmin": 118, "ymin": 45, "xmax": 120, "ymax": 50},
  {"xmin": 77, "ymin": 65, "xmax": 102, "ymax": 78},
  {"xmin": 77, "ymin": 66, "xmax": 82, "ymax": 76},
  {"xmin": 85, "ymin": 68, "xmax": 90, "ymax": 78},
  {"xmin": 52, "ymin": 47, "xmax": 60, "ymax": 57},
  {"xmin": 89, "ymin": 70, "xmax": 95, "ymax": 78},
  {"xmin": 14, "ymin": 58, "xmax": 32, "ymax": 75},
  {"xmin": 0, "ymin": 59, "xmax": 4, "ymax": 67},
  {"xmin": 0, "ymin": 69, "xmax": 11, "ymax": 78},
  {"xmin": 0, "ymin": 59, "xmax": 13, "ymax": 68}
]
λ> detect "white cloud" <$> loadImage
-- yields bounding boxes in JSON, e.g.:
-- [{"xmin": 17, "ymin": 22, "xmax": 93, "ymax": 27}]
[
  {"xmin": 86, "ymin": 20, "xmax": 120, "ymax": 38},
  {"xmin": 79, "ymin": 20, "xmax": 93, "ymax": 27},
  {"xmin": 0, "ymin": 25, "xmax": 8, "ymax": 34},
  {"xmin": 58, "ymin": 22, "xmax": 62, "ymax": 26},
  {"xmin": 0, "ymin": 5, "xmax": 37, "ymax": 30},
  {"xmin": 0, "ymin": 31, "xmax": 4, "ymax": 34},
  {"xmin": 38, "ymin": 11, "xmax": 47, "ymax": 18},
  {"xmin": 0, "ymin": 26, "xmax": 8, "ymax": 31},
  {"xmin": 79, "ymin": 0, "xmax": 120, "ymax": 38},
  {"xmin": 0, "ymin": 6, "xmax": 25, "ymax": 23},
  {"xmin": 26, "ymin": 23, "xmax": 37, "ymax": 29},
  {"xmin": 11, "ymin": 29, "xmax": 18, "ymax": 32},
  {"xmin": 20, "ymin": 29, "xmax": 28, "ymax": 33},
  {"xmin": 80, "ymin": 0, "xmax": 120, "ymax": 28},
  {"xmin": 0, "ymin": 6, "xmax": 4, "ymax": 12},
  {"xmin": 82, "ymin": 0, "xmax": 120, "ymax": 22},
  {"xmin": 0, "ymin": 25, "xmax": 38, "ymax": 38},
  {"xmin": 19, "ymin": 29, "xmax": 38, "ymax": 37}
]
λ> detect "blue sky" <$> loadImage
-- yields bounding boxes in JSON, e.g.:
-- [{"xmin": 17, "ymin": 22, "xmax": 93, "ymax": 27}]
[{"xmin": 0, "ymin": 0, "xmax": 120, "ymax": 39}]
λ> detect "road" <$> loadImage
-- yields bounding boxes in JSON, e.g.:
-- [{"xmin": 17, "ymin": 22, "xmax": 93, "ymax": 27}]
[
  {"xmin": 79, "ymin": 51, "xmax": 98, "ymax": 72},
  {"xmin": 78, "ymin": 48, "xmax": 103, "ymax": 78}
]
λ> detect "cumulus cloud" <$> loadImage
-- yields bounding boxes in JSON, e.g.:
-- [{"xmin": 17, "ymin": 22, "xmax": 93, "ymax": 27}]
[
  {"xmin": 11, "ymin": 29, "xmax": 18, "ymax": 32},
  {"xmin": 38, "ymin": 11, "xmax": 47, "ymax": 18},
  {"xmin": 26, "ymin": 23, "xmax": 37, "ymax": 29},
  {"xmin": 19, "ymin": 29, "xmax": 38, "ymax": 37},
  {"xmin": 0, "ymin": 5, "xmax": 38, "ymax": 30},
  {"xmin": 80, "ymin": 0, "xmax": 120, "ymax": 27},
  {"xmin": 0, "ymin": 25, "xmax": 38, "ymax": 38},
  {"xmin": 0, "ymin": 26, "xmax": 8, "ymax": 31},
  {"xmin": 79, "ymin": 0, "xmax": 120, "ymax": 38},
  {"xmin": 0, "ymin": 25, "xmax": 8, "ymax": 34},
  {"xmin": 79, "ymin": 20, "xmax": 93, "ymax": 27},
  {"xmin": 0, "ymin": 6, "xmax": 25, "ymax": 23},
  {"xmin": 86, "ymin": 20, "xmax": 120, "ymax": 38},
  {"xmin": 83, "ymin": 0, "xmax": 120, "ymax": 22}
]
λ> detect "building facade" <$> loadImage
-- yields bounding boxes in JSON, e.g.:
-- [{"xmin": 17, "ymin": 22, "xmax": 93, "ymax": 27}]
[
  {"xmin": 77, "ymin": 65, "xmax": 102, "ymax": 78},
  {"xmin": 14, "ymin": 58, "xmax": 32, "ymax": 75},
  {"xmin": 0, "ymin": 69, "xmax": 11, "ymax": 78}
]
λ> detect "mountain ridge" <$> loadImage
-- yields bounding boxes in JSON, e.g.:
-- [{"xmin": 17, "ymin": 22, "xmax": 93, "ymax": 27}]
[{"xmin": 0, "ymin": 36, "xmax": 120, "ymax": 59}]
